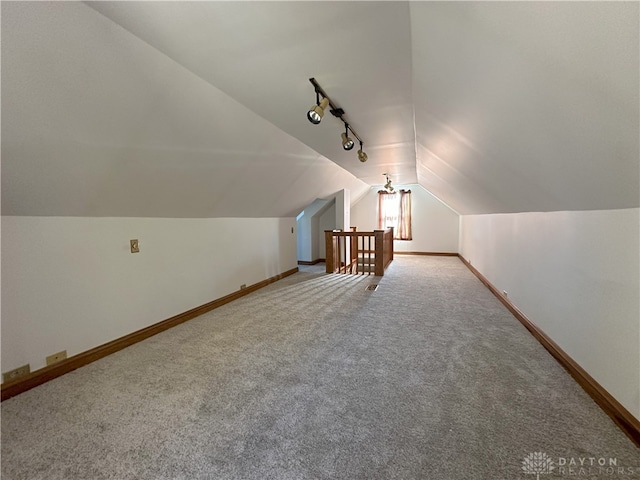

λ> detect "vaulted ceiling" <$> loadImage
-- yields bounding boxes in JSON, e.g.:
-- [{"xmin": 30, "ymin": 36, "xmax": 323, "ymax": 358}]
[{"xmin": 2, "ymin": 1, "xmax": 638, "ymax": 217}]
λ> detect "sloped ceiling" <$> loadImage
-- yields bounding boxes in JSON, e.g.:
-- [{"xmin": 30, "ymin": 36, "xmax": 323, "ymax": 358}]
[
  {"xmin": 2, "ymin": 1, "xmax": 638, "ymax": 218},
  {"xmin": 412, "ymin": 2, "xmax": 639, "ymax": 214}
]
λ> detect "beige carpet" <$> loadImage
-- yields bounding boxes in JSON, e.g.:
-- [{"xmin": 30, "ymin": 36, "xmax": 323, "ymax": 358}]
[{"xmin": 2, "ymin": 256, "xmax": 638, "ymax": 479}]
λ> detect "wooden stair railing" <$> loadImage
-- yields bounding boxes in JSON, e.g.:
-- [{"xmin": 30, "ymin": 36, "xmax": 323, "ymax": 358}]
[{"xmin": 325, "ymin": 227, "xmax": 394, "ymax": 276}]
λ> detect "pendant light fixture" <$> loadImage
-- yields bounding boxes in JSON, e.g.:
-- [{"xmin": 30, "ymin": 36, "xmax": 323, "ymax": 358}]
[{"xmin": 383, "ymin": 173, "xmax": 394, "ymax": 192}]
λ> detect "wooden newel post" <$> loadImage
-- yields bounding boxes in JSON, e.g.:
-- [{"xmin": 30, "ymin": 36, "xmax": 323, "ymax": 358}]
[
  {"xmin": 374, "ymin": 230, "xmax": 384, "ymax": 276},
  {"xmin": 325, "ymin": 230, "xmax": 334, "ymax": 274}
]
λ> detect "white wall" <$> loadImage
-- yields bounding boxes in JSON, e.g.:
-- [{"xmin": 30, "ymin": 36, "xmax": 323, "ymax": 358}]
[
  {"xmin": 296, "ymin": 199, "xmax": 331, "ymax": 263},
  {"xmin": 351, "ymin": 185, "xmax": 460, "ymax": 253},
  {"xmin": 1, "ymin": 216, "xmax": 297, "ymax": 374},
  {"xmin": 318, "ymin": 203, "xmax": 337, "ymax": 259},
  {"xmin": 335, "ymin": 189, "xmax": 350, "ymax": 232},
  {"xmin": 459, "ymin": 209, "xmax": 640, "ymax": 420},
  {"xmin": 296, "ymin": 212, "xmax": 311, "ymax": 262}
]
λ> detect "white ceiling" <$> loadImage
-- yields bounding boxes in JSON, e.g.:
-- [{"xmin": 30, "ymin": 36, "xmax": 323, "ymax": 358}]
[{"xmin": 2, "ymin": 1, "xmax": 638, "ymax": 217}]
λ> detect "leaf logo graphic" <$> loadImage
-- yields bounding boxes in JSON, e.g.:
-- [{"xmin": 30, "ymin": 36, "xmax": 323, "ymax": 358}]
[{"xmin": 522, "ymin": 452, "xmax": 555, "ymax": 480}]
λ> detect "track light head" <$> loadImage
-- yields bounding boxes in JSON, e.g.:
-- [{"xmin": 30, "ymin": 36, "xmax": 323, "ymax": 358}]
[
  {"xmin": 307, "ymin": 96, "xmax": 329, "ymax": 124},
  {"xmin": 342, "ymin": 132, "xmax": 355, "ymax": 150},
  {"xmin": 341, "ymin": 124, "xmax": 354, "ymax": 150},
  {"xmin": 358, "ymin": 142, "xmax": 368, "ymax": 162}
]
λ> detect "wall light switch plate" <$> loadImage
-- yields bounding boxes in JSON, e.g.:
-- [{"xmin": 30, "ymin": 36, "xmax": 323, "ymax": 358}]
[{"xmin": 130, "ymin": 239, "xmax": 139, "ymax": 253}]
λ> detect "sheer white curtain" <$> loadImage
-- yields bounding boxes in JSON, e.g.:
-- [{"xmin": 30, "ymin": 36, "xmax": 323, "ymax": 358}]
[
  {"xmin": 377, "ymin": 191, "xmax": 398, "ymax": 231},
  {"xmin": 377, "ymin": 190, "xmax": 412, "ymax": 240}
]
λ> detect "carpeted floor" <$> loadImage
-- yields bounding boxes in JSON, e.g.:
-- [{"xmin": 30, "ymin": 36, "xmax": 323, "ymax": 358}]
[{"xmin": 2, "ymin": 256, "xmax": 638, "ymax": 479}]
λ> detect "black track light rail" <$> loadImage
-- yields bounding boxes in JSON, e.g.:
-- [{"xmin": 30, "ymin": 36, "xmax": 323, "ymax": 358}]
[{"xmin": 309, "ymin": 77, "xmax": 363, "ymax": 146}]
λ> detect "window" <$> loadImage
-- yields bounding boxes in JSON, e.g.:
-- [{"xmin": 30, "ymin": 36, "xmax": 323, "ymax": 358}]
[{"xmin": 377, "ymin": 189, "xmax": 412, "ymax": 240}]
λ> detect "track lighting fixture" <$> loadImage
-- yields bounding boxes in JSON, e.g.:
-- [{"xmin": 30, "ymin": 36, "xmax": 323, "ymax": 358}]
[
  {"xmin": 307, "ymin": 77, "xmax": 367, "ymax": 162},
  {"xmin": 341, "ymin": 124, "xmax": 354, "ymax": 150},
  {"xmin": 358, "ymin": 141, "xmax": 368, "ymax": 163},
  {"xmin": 383, "ymin": 173, "xmax": 394, "ymax": 192},
  {"xmin": 307, "ymin": 94, "xmax": 329, "ymax": 124}
]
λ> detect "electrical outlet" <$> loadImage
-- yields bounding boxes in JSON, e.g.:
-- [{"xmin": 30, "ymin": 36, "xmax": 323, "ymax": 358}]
[
  {"xmin": 130, "ymin": 239, "xmax": 139, "ymax": 253},
  {"xmin": 46, "ymin": 350, "xmax": 67, "ymax": 366},
  {"xmin": 3, "ymin": 364, "xmax": 30, "ymax": 383},
  {"xmin": 240, "ymin": 284, "xmax": 247, "ymax": 290}
]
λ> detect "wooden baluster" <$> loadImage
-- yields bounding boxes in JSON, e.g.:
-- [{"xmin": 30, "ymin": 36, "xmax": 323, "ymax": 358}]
[
  {"xmin": 337, "ymin": 234, "xmax": 341, "ymax": 273},
  {"xmin": 356, "ymin": 234, "xmax": 360, "ymax": 275},
  {"xmin": 362, "ymin": 234, "xmax": 366, "ymax": 276},
  {"xmin": 363, "ymin": 235, "xmax": 367, "ymax": 275},
  {"xmin": 344, "ymin": 235, "xmax": 348, "ymax": 274},
  {"xmin": 368, "ymin": 234, "xmax": 371, "ymax": 275},
  {"xmin": 343, "ymin": 234, "xmax": 347, "ymax": 274}
]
